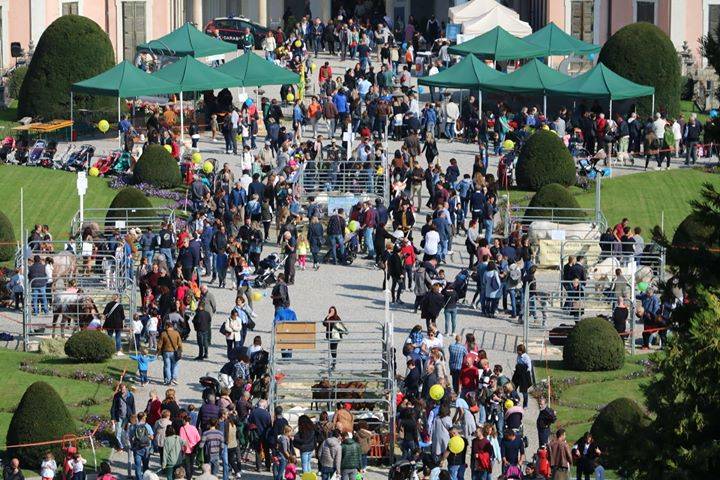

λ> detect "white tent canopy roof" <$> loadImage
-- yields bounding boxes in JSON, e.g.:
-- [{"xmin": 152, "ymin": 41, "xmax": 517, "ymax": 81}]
[
  {"xmin": 461, "ymin": 4, "xmax": 532, "ymax": 37},
  {"xmin": 449, "ymin": 0, "xmax": 519, "ymax": 24}
]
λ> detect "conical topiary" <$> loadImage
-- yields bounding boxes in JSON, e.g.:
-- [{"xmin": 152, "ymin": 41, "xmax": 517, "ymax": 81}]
[
  {"xmin": 106, "ymin": 187, "xmax": 154, "ymax": 226},
  {"xmin": 7, "ymin": 381, "xmax": 77, "ymax": 466}
]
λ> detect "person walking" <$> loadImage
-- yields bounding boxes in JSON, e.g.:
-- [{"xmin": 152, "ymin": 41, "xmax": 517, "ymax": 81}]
[
  {"xmin": 548, "ymin": 429, "xmax": 573, "ymax": 480},
  {"xmin": 192, "ymin": 302, "xmax": 212, "ymax": 360},
  {"xmin": 157, "ymin": 323, "xmax": 183, "ymax": 386},
  {"xmin": 129, "ymin": 412, "xmax": 154, "ymax": 480},
  {"xmin": 103, "ymin": 294, "xmax": 125, "ymax": 356},
  {"xmin": 110, "ymin": 383, "xmax": 136, "ymax": 450},
  {"xmin": 339, "ymin": 431, "xmax": 362, "ymax": 480},
  {"xmin": 318, "ymin": 430, "xmax": 342, "ymax": 480}
]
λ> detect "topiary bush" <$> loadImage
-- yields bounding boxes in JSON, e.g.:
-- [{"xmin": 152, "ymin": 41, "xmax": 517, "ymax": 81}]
[
  {"xmin": 133, "ymin": 144, "xmax": 182, "ymax": 189},
  {"xmin": 525, "ymin": 183, "xmax": 583, "ymax": 220},
  {"xmin": 17, "ymin": 15, "xmax": 115, "ymax": 120},
  {"xmin": 515, "ymin": 130, "xmax": 576, "ymax": 191},
  {"xmin": 7, "ymin": 381, "xmax": 76, "ymax": 467},
  {"xmin": 64, "ymin": 330, "xmax": 116, "ymax": 362},
  {"xmin": 0, "ymin": 210, "xmax": 16, "ymax": 262},
  {"xmin": 563, "ymin": 317, "xmax": 625, "ymax": 371},
  {"xmin": 669, "ymin": 212, "xmax": 719, "ymax": 266},
  {"xmin": 106, "ymin": 187, "xmax": 154, "ymax": 226},
  {"xmin": 7, "ymin": 66, "xmax": 28, "ymax": 99},
  {"xmin": 591, "ymin": 398, "xmax": 648, "ymax": 469},
  {"xmin": 599, "ymin": 23, "xmax": 681, "ymax": 117}
]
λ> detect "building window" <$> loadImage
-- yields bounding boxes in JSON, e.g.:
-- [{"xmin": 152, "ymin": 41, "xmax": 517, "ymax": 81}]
[
  {"xmin": 122, "ymin": 1, "xmax": 146, "ymax": 61},
  {"xmin": 710, "ymin": 4, "xmax": 720, "ymax": 37},
  {"xmin": 570, "ymin": 0, "xmax": 594, "ymax": 43},
  {"xmin": 635, "ymin": 1, "xmax": 656, "ymax": 24},
  {"xmin": 62, "ymin": 1, "xmax": 79, "ymax": 15}
]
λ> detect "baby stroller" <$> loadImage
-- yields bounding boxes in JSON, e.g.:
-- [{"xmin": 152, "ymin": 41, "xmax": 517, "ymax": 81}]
[
  {"xmin": 505, "ymin": 405, "xmax": 528, "ymax": 446},
  {"xmin": 576, "ymin": 157, "xmax": 611, "ymax": 190},
  {"xmin": 388, "ymin": 460, "xmax": 421, "ymax": 480},
  {"xmin": 92, "ymin": 150, "xmax": 123, "ymax": 176},
  {"xmin": 323, "ymin": 233, "xmax": 359, "ymax": 265},
  {"xmin": 63, "ymin": 144, "xmax": 95, "ymax": 171},
  {"xmin": 11, "ymin": 138, "xmax": 29, "ymax": 164},
  {"xmin": 26, "ymin": 139, "xmax": 47, "ymax": 166},
  {"xmin": 38, "ymin": 140, "xmax": 58, "ymax": 168},
  {"xmin": 0, "ymin": 137, "xmax": 14, "ymax": 163},
  {"xmin": 452, "ymin": 269, "xmax": 470, "ymax": 303},
  {"xmin": 253, "ymin": 253, "xmax": 283, "ymax": 288},
  {"xmin": 199, "ymin": 375, "xmax": 221, "ymax": 402}
]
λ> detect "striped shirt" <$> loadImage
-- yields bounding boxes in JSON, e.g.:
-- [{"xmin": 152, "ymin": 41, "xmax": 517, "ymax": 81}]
[{"xmin": 448, "ymin": 342, "xmax": 468, "ymax": 371}]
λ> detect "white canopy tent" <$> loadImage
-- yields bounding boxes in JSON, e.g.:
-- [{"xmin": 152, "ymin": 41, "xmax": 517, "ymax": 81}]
[
  {"xmin": 462, "ymin": 4, "xmax": 532, "ymax": 36},
  {"xmin": 449, "ymin": 0, "xmax": 518, "ymax": 24}
]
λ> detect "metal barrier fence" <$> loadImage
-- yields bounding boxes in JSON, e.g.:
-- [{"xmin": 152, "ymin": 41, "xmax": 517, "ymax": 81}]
[
  {"xmin": 70, "ymin": 207, "xmax": 176, "ymax": 238},
  {"xmin": 520, "ymin": 277, "xmax": 639, "ymax": 352},
  {"xmin": 503, "ymin": 205, "xmax": 607, "ymax": 236},
  {"xmin": 297, "ymin": 160, "xmax": 389, "ymax": 204},
  {"xmin": 558, "ymin": 240, "xmax": 666, "ymax": 283},
  {"xmin": 270, "ymin": 316, "xmax": 396, "ymax": 462}
]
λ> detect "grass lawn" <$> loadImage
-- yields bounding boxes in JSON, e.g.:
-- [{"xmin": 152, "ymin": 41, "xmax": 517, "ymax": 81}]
[
  {"xmin": 535, "ymin": 354, "xmax": 652, "ymax": 451},
  {"xmin": 680, "ymin": 99, "xmax": 709, "ymax": 124},
  {"xmin": 0, "ymin": 101, "xmax": 18, "ymax": 134},
  {"xmin": 0, "ymin": 348, "xmax": 135, "ymax": 474},
  {"xmin": 0, "ymin": 164, "xmax": 173, "ymax": 241}
]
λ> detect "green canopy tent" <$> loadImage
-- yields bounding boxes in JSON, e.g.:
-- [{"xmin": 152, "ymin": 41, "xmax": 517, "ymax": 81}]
[
  {"xmin": 417, "ymin": 54, "xmax": 506, "ymax": 110},
  {"xmin": 217, "ymin": 52, "xmax": 302, "ymax": 87},
  {"xmin": 548, "ymin": 62, "xmax": 655, "ymax": 118},
  {"xmin": 523, "ymin": 22, "xmax": 600, "ymax": 57},
  {"xmin": 485, "ymin": 58, "xmax": 571, "ymax": 113},
  {"xmin": 448, "ymin": 26, "xmax": 546, "ymax": 61},
  {"xmin": 71, "ymin": 60, "xmax": 180, "ymax": 145},
  {"xmin": 137, "ymin": 22, "xmax": 236, "ymax": 58},
  {"xmin": 152, "ymin": 55, "xmax": 241, "ymax": 147}
]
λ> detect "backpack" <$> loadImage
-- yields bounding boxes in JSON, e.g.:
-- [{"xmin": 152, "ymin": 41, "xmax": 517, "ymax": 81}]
[
  {"xmin": 132, "ymin": 424, "xmax": 151, "ymax": 450},
  {"xmin": 489, "ymin": 273, "xmax": 501, "ymax": 291},
  {"xmin": 476, "ymin": 449, "xmax": 491, "ymax": 471},
  {"xmin": 509, "ymin": 267, "xmax": 522, "ymax": 283}
]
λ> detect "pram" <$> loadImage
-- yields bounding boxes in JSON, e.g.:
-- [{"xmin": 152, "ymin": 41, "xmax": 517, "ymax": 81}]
[
  {"xmin": 26, "ymin": 139, "xmax": 47, "ymax": 166},
  {"xmin": 388, "ymin": 460, "xmax": 422, "ymax": 480},
  {"xmin": 63, "ymin": 144, "xmax": 95, "ymax": 171},
  {"xmin": 323, "ymin": 232, "xmax": 359, "ymax": 265},
  {"xmin": 0, "ymin": 137, "xmax": 14, "ymax": 163},
  {"xmin": 253, "ymin": 253, "xmax": 284, "ymax": 288},
  {"xmin": 38, "ymin": 140, "xmax": 58, "ymax": 168},
  {"xmin": 576, "ymin": 157, "xmax": 611, "ymax": 190},
  {"xmin": 199, "ymin": 375, "xmax": 221, "ymax": 402},
  {"xmin": 92, "ymin": 150, "xmax": 123, "ymax": 176},
  {"xmin": 11, "ymin": 138, "xmax": 29, "ymax": 164},
  {"xmin": 452, "ymin": 269, "xmax": 470, "ymax": 303}
]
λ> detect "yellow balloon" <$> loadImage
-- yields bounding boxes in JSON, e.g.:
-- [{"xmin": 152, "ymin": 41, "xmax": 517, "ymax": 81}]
[
  {"xmin": 202, "ymin": 160, "xmax": 214, "ymax": 174},
  {"xmin": 164, "ymin": 144, "xmax": 172, "ymax": 153},
  {"xmin": 429, "ymin": 384, "xmax": 444, "ymax": 401},
  {"xmin": 294, "ymin": 40, "xmax": 302, "ymax": 48},
  {"xmin": 448, "ymin": 436, "xmax": 464, "ymax": 454},
  {"xmin": 88, "ymin": 167, "xmax": 100, "ymax": 177},
  {"xmin": 286, "ymin": 93, "xmax": 295, "ymax": 102},
  {"xmin": 348, "ymin": 220, "xmax": 359, "ymax": 233},
  {"xmin": 542, "ymin": 124, "xmax": 550, "ymax": 131},
  {"xmin": 98, "ymin": 120, "xmax": 110, "ymax": 133},
  {"xmin": 311, "ymin": 63, "xmax": 317, "ymax": 72},
  {"xmin": 504, "ymin": 399, "xmax": 514, "ymax": 410},
  {"xmin": 502, "ymin": 139, "xmax": 515, "ymax": 151},
  {"xmin": 192, "ymin": 152, "xmax": 202, "ymax": 164},
  {"xmin": 250, "ymin": 291, "xmax": 263, "ymax": 302},
  {"xmin": 301, "ymin": 473, "xmax": 317, "ymax": 480}
]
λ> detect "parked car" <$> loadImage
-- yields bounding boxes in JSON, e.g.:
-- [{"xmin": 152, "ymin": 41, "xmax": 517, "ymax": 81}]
[{"xmin": 204, "ymin": 16, "xmax": 270, "ymax": 48}]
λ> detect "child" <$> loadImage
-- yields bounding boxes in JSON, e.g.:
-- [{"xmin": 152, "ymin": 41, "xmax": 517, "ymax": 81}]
[
  {"xmin": 68, "ymin": 452, "xmax": 86, "ymax": 480},
  {"xmin": 284, "ymin": 456, "xmax": 298, "ymax": 480},
  {"xmin": 594, "ymin": 459, "xmax": 605, "ymax": 480},
  {"xmin": 146, "ymin": 310, "xmax": 159, "ymax": 350},
  {"xmin": 41, "ymin": 451, "xmax": 57, "ymax": 480},
  {"xmin": 131, "ymin": 313, "xmax": 143, "ymax": 351},
  {"xmin": 129, "ymin": 348, "xmax": 156, "ymax": 387},
  {"xmin": 210, "ymin": 114, "xmax": 219, "ymax": 142},
  {"xmin": 296, "ymin": 233, "xmax": 309, "ymax": 271}
]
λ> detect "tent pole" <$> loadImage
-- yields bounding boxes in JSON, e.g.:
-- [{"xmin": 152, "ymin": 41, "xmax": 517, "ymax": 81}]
[
  {"xmin": 609, "ymin": 99, "xmax": 613, "ymax": 163},
  {"xmin": 117, "ymin": 97, "xmax": 122, "ymax": 148},
  {"xmin": 70, "ymin": 92, "xmax": 74, "ymax": 143},
  {"xmin": 180, "ymin": 91, "xmax": 185, "ymax": 155},
  {"xmin": 651, "ymin": 94, "xmax": 655, "ymax": 115},
  {"xmin": 479, "ymin": 90, "xmax": 483, "ymax": 117},
  {"xmin": 543, "ymin": 94, "xmax": 547, "ymax": 116}
]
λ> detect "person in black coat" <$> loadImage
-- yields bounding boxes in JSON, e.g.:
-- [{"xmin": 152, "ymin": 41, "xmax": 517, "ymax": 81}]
[
  {"xmin": 307, "ymin": 216, "xmax": 324, "ymax": 269},
  {"xmin": 420, "ymin": 283, "xmax": 445, "ymax": 331},
  {"xmin": 387, "ymin": 246, "xmax": 405, "ymax": 303},
  {"xmin": 103, "ymin": 294, "xmax": 125, "ymax": 354},
  {"xmin": 572, "ymin": 432, "xmax": 601, "ymax": 480},
  {"xmin": 248, "ymin": 401, "xmax": 272, "ymax": 471},
  {"xmin": 110, "ymin": 383, "xmax": 136, "ymax": 448},
  {"xmin": 404, "ymin": 359, "xmax": 421, "ymax": 398}
]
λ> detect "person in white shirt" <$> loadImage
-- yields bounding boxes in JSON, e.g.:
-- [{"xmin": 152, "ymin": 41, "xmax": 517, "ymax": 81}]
[
  {"xmin": 408, "ymin": 93, "xmax": 420, "ymax": 118},
  {"xmin": 672, "ymin": 119, "xmax": 682, "ymax": 158},
  {"xmin": 424, "ymin": 225, "xmax": 440, "ymax": 257},
  {"xmin": 427, "ymin": 61, "xmax": 440, "ymax": 101},
  {"xmin": 146, "ymin": 313, "xmax": 159, "ymax": 349},
  {"xmin": 240, "ymin": 145, "xmax": 253, "ymax": 172},
  {"xmin": 443, "ymin": 96, "xmax": 460, "ymax": 142},
  {"xmin": 653, "ymin": 112, "xmax": 666, "ymax": 140}
]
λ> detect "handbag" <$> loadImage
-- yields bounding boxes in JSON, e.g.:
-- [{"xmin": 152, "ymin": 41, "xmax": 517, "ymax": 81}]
[{"xmin": 164, "ymin": 330, "xmax": 182, "ymax": 361}]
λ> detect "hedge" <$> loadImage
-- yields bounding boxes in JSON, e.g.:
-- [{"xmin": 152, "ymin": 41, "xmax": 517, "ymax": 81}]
[
  {"xmin": 599, "ymin": 23, "xmax": 681, "ymax": 117},
  {"xmin": 669, "ymin": 212, "xmax": 719, "ymax": 266},
  {"xmin": 106, "ymin": 187, "xmax": 154, "ymax": 226},
  {"xmin": 64, "ymin": 329, "xmax": 117, "ymax": 362},
  {"xmin": 133, "ymin": 144, "xmax": 182, "ymax": 189},
  {"xmin": 7, "ymin": 381, "xmax": 76, "ymax": 466},
  {"xmin": 7, "ymin": 66, "xmax": 28, "ymax": 99},
  {"xmin": 0, "ymin": 210, "xmax": 15, "ymax": 262},
  {"xmin": 515, "ymin": 130, "xmax": 576, "ymax": 191},
  {"xmin": 563, "ymin": 317, "xmax": 625, "ymax": 371},
  {"xmin": 525, "ymin": 183, "xmax": 583, "ymax": 220},
  {"xmin": 591, "ymin": 398, "xmax": 647, "ymax": 469},
  {"xmin": 17, "ymin": 15, "xmax": 115, "ymax": 120}
]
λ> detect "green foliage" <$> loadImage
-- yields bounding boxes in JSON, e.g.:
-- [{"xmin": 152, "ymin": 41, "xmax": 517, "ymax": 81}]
[
  {"xmin": 0, "ymin": 210, "xmax": 15, "ymax": 261},
  {"xmin": 703, "ymin": 117, "xmax": 720, "ymax": 143},
  {"xmin": 525, "ymin": 183, "xmax": 583, "ymax": 219},
  {"xmin": 591, "ymin": 398, "xmax": 647, "ymax": 470},
  {"xmin": 669, "ymin": 212, "xmax": 719, "ymax": 267},
  {"xmin": 17, "ymin": 15, "xmax": 115, "ymax": 120},
  {"xmin": 7, "ymin": 381, "xmax": 76, "ymax": 467},
  {"xmin": 563, "ymin": 317, "xmax": 625, "ymax": 372},
  {"xmin": 133, "ymin": 145, "xmax": 181, "ymax": 189},
  {"xmin": 515, "ymin": 130, "xmax": 576, "ymax": 191},
  {"xmin": 600, "ymin": 23, "xmax": 681, "ymax": 117},
  {"xmin": 7, "ymin": 66, "xmax": 28, "ymax": 99},
  {"xmin": 702, "ymin": 20, "xmax": 720, "ymax": 100},
  {"xmin": 106, "ymin": 187, "xmax": 154, "ymax": 225},
  {"xmin": 64, "ymin": 330, "xmax": 116, "ymax": 362},
  {"xmin": 680, "ymin": 76, "xmax": 694, "ymax": 101}
]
